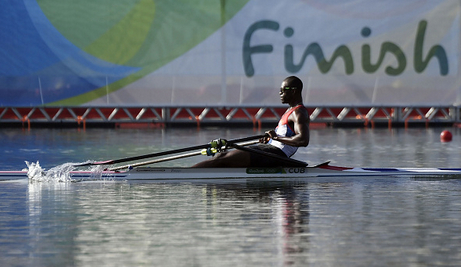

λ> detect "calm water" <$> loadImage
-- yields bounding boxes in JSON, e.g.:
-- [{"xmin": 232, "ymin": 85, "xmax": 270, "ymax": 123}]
[{"xmin": 1, "ymin": 127, "xmax": 461, "ymax": 266}]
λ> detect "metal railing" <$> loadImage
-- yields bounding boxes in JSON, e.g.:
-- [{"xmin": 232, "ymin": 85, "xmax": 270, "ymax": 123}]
[{"xmin": 0, "ymin": 105, "xmax": 458, "ymax": 128}]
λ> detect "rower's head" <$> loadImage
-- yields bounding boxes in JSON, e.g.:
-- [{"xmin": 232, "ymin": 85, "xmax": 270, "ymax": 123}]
[{"xmin": 280, "ymin": 76, "xmax": 303, "ymax": 104}]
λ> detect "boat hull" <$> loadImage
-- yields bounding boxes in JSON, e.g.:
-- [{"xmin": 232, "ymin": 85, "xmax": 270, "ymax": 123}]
[{"xmin": 2, "ymin": 164, "xmax": 461, "ymax": 183}]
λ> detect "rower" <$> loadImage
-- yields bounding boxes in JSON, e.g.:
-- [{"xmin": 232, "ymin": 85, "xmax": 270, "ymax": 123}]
[{"xmin": 192, "ymin": 76, "xmax": 310, "ymax": 168}]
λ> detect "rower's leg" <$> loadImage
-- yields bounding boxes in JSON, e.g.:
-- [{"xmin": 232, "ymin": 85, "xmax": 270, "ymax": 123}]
[{"xmin": 191, "ymin": 149, "xmax": 251, "ymax": 168}]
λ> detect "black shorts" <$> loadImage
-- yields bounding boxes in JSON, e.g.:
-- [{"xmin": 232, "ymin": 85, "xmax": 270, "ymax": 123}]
[{"xmin": 248, "ymin": 143, "xmax": 289, "ymax": 167}]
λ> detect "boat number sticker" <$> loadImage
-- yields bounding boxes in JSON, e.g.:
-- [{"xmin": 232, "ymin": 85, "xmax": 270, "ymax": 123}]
[{"xmin": 288, "ymin": 168, "xmax": 306, "ymax": 173}]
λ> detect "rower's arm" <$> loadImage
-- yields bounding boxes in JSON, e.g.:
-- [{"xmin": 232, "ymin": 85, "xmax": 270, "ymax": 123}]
[{"xmin": 270, "ymin": 108, "xmax": 310, "ymax": 147}]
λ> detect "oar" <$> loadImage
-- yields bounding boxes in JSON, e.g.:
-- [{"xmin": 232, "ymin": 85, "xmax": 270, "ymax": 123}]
[
  {"xmin": 227, "ymin": 142, "xmax": 307, "ymax": 167},
  {"xmin": 110, "ymin": 151, "xmax": 202, "ymax": 171},
  {"xmin": 110, "ymin": 140, "xmax": 260, "ymax": 171},
  {"xmin": 75, "ymin": 134, "xmax": 264, "ymax": 167}
]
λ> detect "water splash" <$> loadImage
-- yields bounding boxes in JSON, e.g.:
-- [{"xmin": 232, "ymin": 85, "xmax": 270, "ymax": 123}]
[{"xmin": 25, "ymin": 161, "xmax": 105, "ymax": 182}]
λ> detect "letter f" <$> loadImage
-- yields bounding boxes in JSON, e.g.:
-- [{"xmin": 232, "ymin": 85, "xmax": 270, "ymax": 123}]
[{"xmin": 243, "ymin": 20, "xmax": 280, "ymax": 77}]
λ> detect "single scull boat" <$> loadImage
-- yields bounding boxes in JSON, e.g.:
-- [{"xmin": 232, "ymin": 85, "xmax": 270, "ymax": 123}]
[{"xmin": 2, "ymin": 161, "xmax": 461, "ymax": 183}]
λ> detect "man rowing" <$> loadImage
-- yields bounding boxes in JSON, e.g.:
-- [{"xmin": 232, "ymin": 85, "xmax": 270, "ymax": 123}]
[{"xmin": 192, "ymin": 76, "xmax": 310, "ymax": 168}]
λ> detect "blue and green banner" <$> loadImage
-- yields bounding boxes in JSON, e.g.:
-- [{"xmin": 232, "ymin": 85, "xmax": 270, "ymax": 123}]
[{"xmin": 1, "ymin": 0, "xmax": 459, "ymax": 106}]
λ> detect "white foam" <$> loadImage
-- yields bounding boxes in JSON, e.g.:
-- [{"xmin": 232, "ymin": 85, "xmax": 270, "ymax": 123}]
[{"xmin": 25, "ymin": 161, "xmax": 104, "ymax": 182}]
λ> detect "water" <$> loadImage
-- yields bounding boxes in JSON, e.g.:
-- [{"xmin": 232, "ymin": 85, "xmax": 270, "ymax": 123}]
[{"xmin": 1, "ymin": 127, "xmax": 461, "ymax": 266}]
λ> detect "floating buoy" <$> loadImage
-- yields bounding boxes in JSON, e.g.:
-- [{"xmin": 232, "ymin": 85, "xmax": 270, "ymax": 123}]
[{"xmin": 440, "ymin": 130, "xmax": 453, "ymax": 142}]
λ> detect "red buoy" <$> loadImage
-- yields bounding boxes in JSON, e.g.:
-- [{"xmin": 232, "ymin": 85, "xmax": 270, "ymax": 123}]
[{"xmin": 440, "ymin": 130, "xmax": 453, "ymax": 142}]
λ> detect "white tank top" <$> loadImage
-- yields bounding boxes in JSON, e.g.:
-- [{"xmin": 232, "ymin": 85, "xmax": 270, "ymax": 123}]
[{"xmin": 268, "ymin": 105, "xmax": 305, "ymax": 157}]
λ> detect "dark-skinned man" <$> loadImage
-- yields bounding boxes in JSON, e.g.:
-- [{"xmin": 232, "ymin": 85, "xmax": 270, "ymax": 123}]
[{"xmin": 192, "ymin": 76, "xmax": 309, "ymax": 168}]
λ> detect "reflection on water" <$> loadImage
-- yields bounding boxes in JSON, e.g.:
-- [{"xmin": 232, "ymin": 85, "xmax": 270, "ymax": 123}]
[
  {"xmin": 1, "ymin": 178, "xmax": 461, "ymax": 266},
  {"xmin": 1, "ymin": 127, "xmax": 461, "ymax": 266}
]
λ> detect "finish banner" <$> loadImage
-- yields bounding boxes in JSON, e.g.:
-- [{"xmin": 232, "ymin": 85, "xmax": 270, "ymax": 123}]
[{"xmin": 0, "ymin": 0, "xmax": 459, "ymax": 106}]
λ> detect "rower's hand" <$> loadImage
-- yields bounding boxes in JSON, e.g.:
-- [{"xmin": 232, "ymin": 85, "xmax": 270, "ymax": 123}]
[
  {"xmin": 260, "ymin": 130, "xmax": 277, "ymax": 143},
  {"xmin": 259, "ymin": 135, "xmax": 268, "ymax": 143}
]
